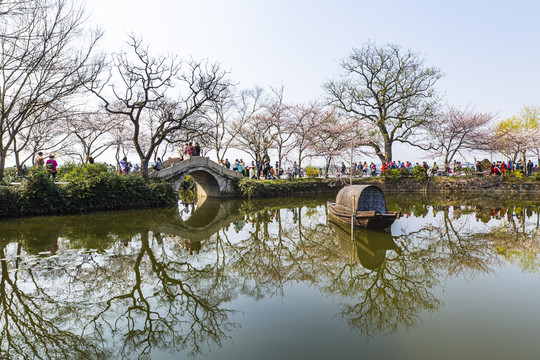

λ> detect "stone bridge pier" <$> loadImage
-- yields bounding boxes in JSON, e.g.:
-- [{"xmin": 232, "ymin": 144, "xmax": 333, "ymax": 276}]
[{"xmin": 149, "ymin": 157, "xmax": 245, "ymax": 197}]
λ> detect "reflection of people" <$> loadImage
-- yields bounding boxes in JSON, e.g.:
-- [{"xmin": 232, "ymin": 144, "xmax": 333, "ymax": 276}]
[{"xmin": 190, "ymin": 241, "xmax": 201, "ymax": 255}]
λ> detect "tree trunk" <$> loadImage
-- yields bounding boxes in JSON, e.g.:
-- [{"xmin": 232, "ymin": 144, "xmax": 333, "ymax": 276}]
[
  {"xmin": 324, "ymin": 157, "xmax": 331, "ymax": 178},
  {"xmin": 384, "ymin": 140, "xmax": 393, "ymax": 163},
  {"xmin": 0, "ymin": 152, "xmax": 6, "ymax": 181},
  {"xmin": 140, "ymin": 158, "xmax": 149, "ymax": 179}
]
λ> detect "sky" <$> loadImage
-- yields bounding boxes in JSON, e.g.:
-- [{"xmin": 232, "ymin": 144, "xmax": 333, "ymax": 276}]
[{"xmin": 87, "ymin": 0, "xmax": 540, "ymax": 165}]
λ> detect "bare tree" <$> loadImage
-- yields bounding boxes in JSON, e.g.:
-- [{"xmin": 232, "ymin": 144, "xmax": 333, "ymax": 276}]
[
  {"xmin": 109, "ymin": 116, "xmax": 134, "ymax": 168},
  {"xmin": 65, "ymin": 111, "xmax": 122, "ymax": 163},
  {"xmin": 0, "ymin": 0, "xmax": 104, "ymax": 180},
  {"xmin": 11, "ymin": 106, "xmax": 71, "ymax": 170},
  {"xmin": 265, "ymin": 86, "xmax": 293, "ymax": 175},
  {"xmin": 89, "ymin": 35, "xmax": 229, "ymax": 178},
  {"xmin": 230, "ymin": 87, "xmax": 275, "ymax": 163},
  {"xmin": 201, "ymin": 87, "xmax": 240, "ymax": 163},
  {"xmin": 324, "ymin": 42, "xmax": 442, "ymax": 163}
]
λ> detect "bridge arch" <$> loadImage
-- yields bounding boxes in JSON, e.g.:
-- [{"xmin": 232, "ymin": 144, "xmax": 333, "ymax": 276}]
[
  {"xmin": 149, "ymin": 157, "xmax": 245, "ymax": 198},
  {"xmin": 173, "ymin": 169, "xmax": 221, "ymax": 197}
]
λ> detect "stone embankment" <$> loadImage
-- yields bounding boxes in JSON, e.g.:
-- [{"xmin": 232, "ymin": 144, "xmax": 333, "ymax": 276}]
[
  {"xmin": 371, "ymin": 177, "xmax": 540, "ymax": 193},
  {"xmin": 237, "ymin": 176, "xmax": 540, "ymax": 198}
]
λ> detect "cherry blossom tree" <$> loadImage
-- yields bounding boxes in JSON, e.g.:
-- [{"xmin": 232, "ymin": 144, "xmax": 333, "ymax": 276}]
[
  {"xmin": 308, "ymin": 109, "xmax": 368, "ymax": 177},
  {"xmin": 420, "ymin": 107, "xmax": 495, "ymax": 164},
  {"xmin": 230, "ymin": 87, "xmax": 276, "ymax": 164}
]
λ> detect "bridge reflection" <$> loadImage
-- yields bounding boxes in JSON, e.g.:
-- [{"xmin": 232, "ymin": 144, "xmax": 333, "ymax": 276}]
[{"xmin": 156, "ymin": 198, "xmax": 245, "ymax": 243}]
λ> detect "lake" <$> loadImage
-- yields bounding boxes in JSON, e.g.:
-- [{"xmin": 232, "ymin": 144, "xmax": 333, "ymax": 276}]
[{"xmin": 1, "ymin": 193, "xmax": 539, "ymax": 360}]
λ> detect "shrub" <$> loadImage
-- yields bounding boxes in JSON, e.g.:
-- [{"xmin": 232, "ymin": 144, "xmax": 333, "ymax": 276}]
[
  {"xmin": 178, "ymin": 175, "xmax": 196, "ymax": 190},
  {"xmin": 504, "ymin": 170, "xmax": 523, "ymax": 181},
  {"xmin": 382, "ymin": 169, "xmax": 401, "ymax": 182},
  {"xmin": 19, "ymin": 172, "xmax": 65, "ymax": 215},
  {"xmin": 57, "ymin": 162, "xmax": 111, "ymax": 182},
  {"xmin": 304, "ymin": 166, "xmax": 319, "ymax": 178},
  {"xmin": 0, "ymin": 186, "xmax": 21, "ymax": 217},
  {"xmin": 0, "ymin": 164, "xmax": 177, "ymax": 217},
  {"xmin": 2, "ymin": 167, "xmax": 25, "ymax": 183},
  {"xmin": 410, "ymin": 165, "xmax": 428, "ymax": 181},
  {"xmin": 398, "ymin": 167, "xmax": 410, "ymax": 176},
  {"xmin": 238, "ymin": 178, "xmax": 325, "ymax": 198}
]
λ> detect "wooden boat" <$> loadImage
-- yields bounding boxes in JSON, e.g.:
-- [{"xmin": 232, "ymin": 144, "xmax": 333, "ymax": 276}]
[{"xmin": 327, "ymin": 185, "xmax": 400, "ymax": 229}]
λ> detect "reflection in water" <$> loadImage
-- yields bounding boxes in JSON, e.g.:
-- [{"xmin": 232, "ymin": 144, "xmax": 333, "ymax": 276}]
[
  {"xmin": 329, "ymin": 219, "xmax": 400, "ymax": 270},
  {"xmin": 0, "ymin": 194, "xmax": 540, "ymax": 358}
]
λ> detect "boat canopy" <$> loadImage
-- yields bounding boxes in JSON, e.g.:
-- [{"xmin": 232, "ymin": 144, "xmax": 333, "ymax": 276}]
[{"xmin": 335, "ymin": 185, "xmax": 387, "ymax": 214}]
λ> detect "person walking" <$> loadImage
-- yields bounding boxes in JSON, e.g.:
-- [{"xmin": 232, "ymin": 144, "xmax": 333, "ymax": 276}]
[
  {"xmin": 45, "ymin": 154, "xmax": 58, "ymax": 179},
  {"xmin": 153, "ymin": 157, "xmax": 165, "ymax": 171},
  {"xmin": 120, "ymin": 157, "xmax": 129, "ymax": 175},
  {"xmin": 527, "ymin": 160, "xmax": 534, "ymax": 177},
  {"xmin": 35, "ymin": 152, "xmax": 45, "ymax": 169}
]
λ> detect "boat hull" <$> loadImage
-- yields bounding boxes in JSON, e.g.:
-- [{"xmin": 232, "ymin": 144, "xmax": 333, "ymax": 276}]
[{"xmin": 327, "ymin": 201, "xmax": 400, "ymax": 229}]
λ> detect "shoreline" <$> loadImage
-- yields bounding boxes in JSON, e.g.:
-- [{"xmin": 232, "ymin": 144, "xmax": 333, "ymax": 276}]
[{"xmin": 237, "ymin": 176, "xmax": 540, "ymax": 198}]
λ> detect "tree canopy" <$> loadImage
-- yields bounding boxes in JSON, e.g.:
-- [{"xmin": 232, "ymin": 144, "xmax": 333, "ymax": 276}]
[{"xmin": 324, "ymin": 42, "xmax": 443, "ymax": 163}]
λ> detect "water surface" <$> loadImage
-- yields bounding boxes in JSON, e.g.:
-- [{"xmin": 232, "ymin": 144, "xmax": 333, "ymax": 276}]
[{"xmin": 1, "ymin": 193, "xmax": 540, "ymax": 359}]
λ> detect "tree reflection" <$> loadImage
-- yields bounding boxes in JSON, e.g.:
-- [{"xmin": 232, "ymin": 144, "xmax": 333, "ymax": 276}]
[
  {"xmin": 1, "ymin": 194, "xmax": 540, "ymax": 358},
  {"xmin": 80, "ymin": 230, "xmax": 237, "ymax": 359},
  {"xmin": 0, "ymin": 245, "xmax": 108, "ymax": 360}
]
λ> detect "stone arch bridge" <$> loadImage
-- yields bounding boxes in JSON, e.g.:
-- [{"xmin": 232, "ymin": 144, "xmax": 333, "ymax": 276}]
[{"xmin": 149, "ymin": 157, "xmax": 245, "ymax": 197}]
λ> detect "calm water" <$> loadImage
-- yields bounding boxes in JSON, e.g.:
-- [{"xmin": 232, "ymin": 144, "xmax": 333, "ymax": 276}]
[{"xmin": 1, "ymin": 193, "xmax": 540, "ymax": 359}]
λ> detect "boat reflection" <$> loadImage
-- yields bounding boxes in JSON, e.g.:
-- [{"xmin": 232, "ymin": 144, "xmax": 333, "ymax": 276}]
[{"xmin": 329, "ymin": 218, "xmax": 400, "ymax": 270}]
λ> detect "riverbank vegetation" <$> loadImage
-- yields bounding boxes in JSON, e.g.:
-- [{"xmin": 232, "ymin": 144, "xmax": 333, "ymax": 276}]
[
  {"xmin": 233, "ymin": 171, "xmax": 540, "ymax": 199},
  {"xmin": 0, "ymin": 164, "xmax": 177, "ymax": 217}
]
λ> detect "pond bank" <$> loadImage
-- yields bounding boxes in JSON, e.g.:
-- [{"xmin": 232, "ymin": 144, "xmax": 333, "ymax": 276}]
[{"xmin": 237, "ymin": 176, "xmax": 540, "ymax": 198}]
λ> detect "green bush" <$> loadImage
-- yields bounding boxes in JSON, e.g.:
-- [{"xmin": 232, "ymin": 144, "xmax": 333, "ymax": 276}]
[
  {"xmin": 399, "ymin": 167, "xmax": 410, "ymax": 176},
  {"xmin": 2, "ymin": 167, "xmax": 25, "ymax": 183},
  {"xmin": 0, "ymin": 164, "xmax": 177, "ymax": 217},
  {"xmin": 382, "ymin": 169, "xmax": 401, "ymax": 182},
  {"xmin": 0, "ymin": 186, "xmax": 22, "ymax": 217},
  {"xmin": 19, "ymin": 172, "xmax": 65, "ymax": 215},
  {"xmin": 238, "ymin": 178, "xmax": 325, "ymax": 198},
  {"xmin": 178, "ymin": 175, "xmax": 197, "ymax": 190},
  {"xmin": 410, "ymin": 165, "xmax": 428, "ymax": 181},
  {"xmin": 57, "ymin": 162, "xmax": 111, "ymax": 181}
]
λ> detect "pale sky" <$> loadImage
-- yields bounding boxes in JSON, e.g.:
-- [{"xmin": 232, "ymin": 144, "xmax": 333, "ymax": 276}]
[{"xmin": 87, "ymin": 0, "xmax": 540, "ymax": 164}]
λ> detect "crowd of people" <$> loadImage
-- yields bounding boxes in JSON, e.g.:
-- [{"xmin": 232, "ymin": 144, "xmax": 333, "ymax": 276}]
[
  {"xmin": 27, "ymin": 141, "xmax": 540, "ymax": 181},
  {"xmin": 218, "ymin": 158, "xmax": 283, "ymax": 179},
  {"xmin": 334, "ymin": 159, "xmax": 540, "ymax": 178}
]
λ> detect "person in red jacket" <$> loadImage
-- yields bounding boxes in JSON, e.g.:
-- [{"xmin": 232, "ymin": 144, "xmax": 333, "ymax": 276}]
[{"xmin": 46, "ymin": 154, "xmax": 58, "ymax": 179}]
